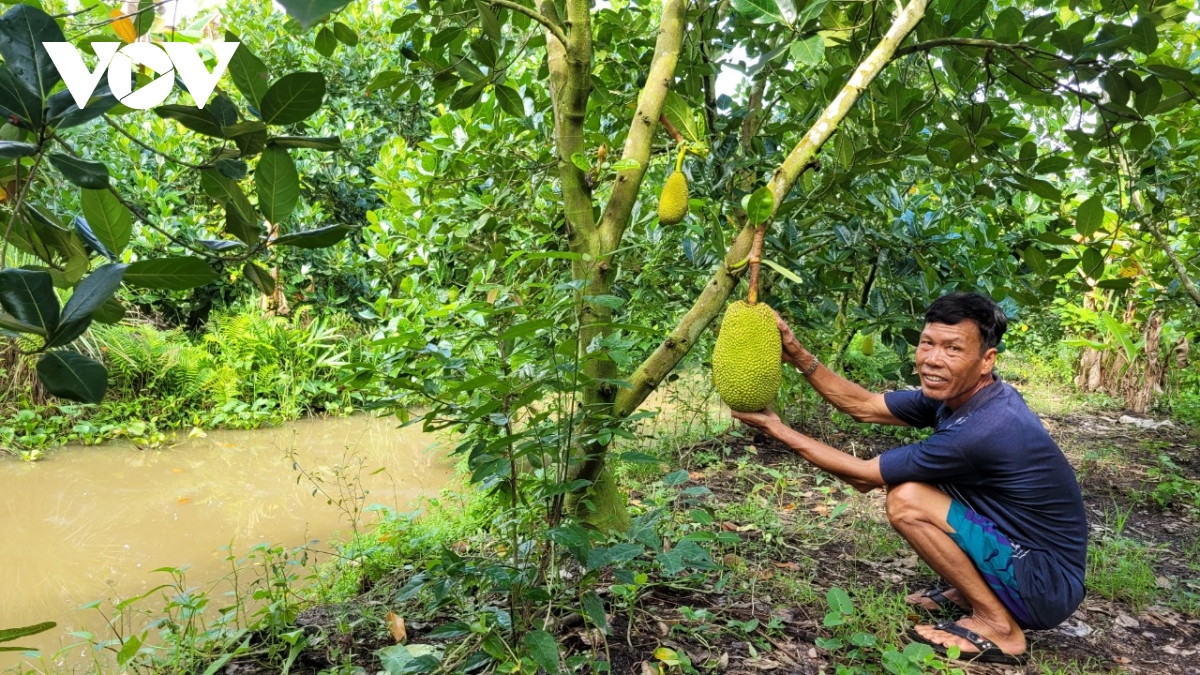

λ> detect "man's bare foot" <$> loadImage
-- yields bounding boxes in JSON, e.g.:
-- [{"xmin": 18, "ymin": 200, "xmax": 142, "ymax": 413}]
[
  {"xmin": 905, "ymin": 587, "xmax": 971, "ymax": 613},
  {"xmin": 911, "ymin": 615, "xmax": 1026, "ymax": 660}
]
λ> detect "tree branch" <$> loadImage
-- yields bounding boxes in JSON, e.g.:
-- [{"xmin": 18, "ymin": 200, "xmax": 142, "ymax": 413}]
[
  {"xmin": 1148, "ymin": 223, "xmax": 1200, "ymax": 308},
  {"xmin": 615, "ymin": 0, "xmax": 930, "ymax": 418},
  {"xmin": 490, "ymin": 0, "xmax": 568, "ymax": 49},
  {"xmin": 893, "ymin": 37, "xmax": 1061, "ymax": 61},
  {"xmin": 767, "ymin": 0, "xmax": 928, "ymax": 214},
  {"xmin": 595, "ymin": 0, "xmax": 688, "ymax": 248}
]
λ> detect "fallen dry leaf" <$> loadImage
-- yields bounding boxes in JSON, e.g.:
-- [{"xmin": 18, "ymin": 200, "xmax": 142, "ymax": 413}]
[
  {"xmin": 688, "ymin": 471, "xmax": 706, "ymax": 480},
  {"xmin": 386, "ymin": 612, "xmax": 407, "ymax": 643},
  {"xmin": 1113, "ymin": 656, "xmax": 1132, "ymax": 664},
  {"xmin": 721, "ymin": 521, "xmax": 739, "ymax": 531},
  {"xmin": 772, "ymin": 561, "xmax": 800, "ymax": 571}
]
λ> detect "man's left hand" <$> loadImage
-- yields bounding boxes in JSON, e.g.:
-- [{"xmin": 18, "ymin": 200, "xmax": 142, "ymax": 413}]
[{"xmin": 730, "ymin": 408, "xmax": 785, "ymax": 437}]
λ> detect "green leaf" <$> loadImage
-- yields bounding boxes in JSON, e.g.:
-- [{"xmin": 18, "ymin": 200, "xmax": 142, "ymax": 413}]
[
  {"xmin": 391, "ymin": 14, "xmax": 421, "ymax": 33},
  {"xmin": 367, "ymin": 70, "xmax": 405, "ymax": 92},
  {"xmin": 267, "ymin": 135, "xmax": 342, "ymax": 150},
  {"xmin": 314, "ymin": 26, "xmax": 337, "ymax": 56},
  {"xmin": 0, "ymin": 65, "xmax": 43, "ymax": 127},
  {"xmin": 1130, "ymin": 18, "xmax": 1158, "ymax": 55},
  {"xmin": 826, "ymin": 586, "xmax": 854, "ymax": 615},
  {"xmin": 271, "ymin": 224, "xmax": 353, "ymax": 249},
  {"xmin": 1143, "ymin": 63, "xmax": 1192, "ymax": 82},
  {"xmin": 133, "ymin": 0, "xmax": 154, "ymax": 36},
  {"xmin": 92, "ymin": 296, "xmax": 125, "ymax": 325},
  {"xmin": 790, "ymin": 34, "xmax": 824, "ymax": 66},
  {"xmin": 0, "ymin": 4, "xmax": 65, "ymax": 99},
  {"xmin": 523, "ymin": 630, "xmax": 560, "ymax": 675},
  {"xmin": 215, "ymin": 158, "xmax": 248, "ymax": 180},
  {"xmin": 260, "ymin": 72, "xmax": 326, "ymax": 126},
  {"xmin": 223, "ymin": 120, "xmax": 267, "ymax": 138},
  {"xmin": 46, "ymin": 263, "xmax": 126, "ymax": 348},
  {"xmin": 0, "ymin": 622, "xmax": 56, "ymax": 644},
  {"xmin": 571, "ymin": 152, "xmax": 590, "ymax": 172},
  {"xmin": 80, "ymin": 189, "xmax": 132, "ymax": 257},
  {"xmin": 1101, "ymin": 313, "xmax": 1135, "ymax": 363},
  {"xmin": 662, "ymin": 90, "xmax": 702, "ymax": 144},
  {"xmin": 333, "ymin": 21, "xmax": 358, "ymax": 45},
  {"xmin": 124, "ymin": 257, "xmax": 219, "ymax": 291},
  {"xmin": 796, "ymin": 0, "xmax": 828, "ymax": 27},
  {"xmin": 243, "ymin": 261, "xmax": 276, "ymax": 295},
  {"xmin": 745, "ymin": 186, "xmax": 774, "ymax": 225},
  {"xmin": 0, "ymin": 268, "xmax": 58, "ymax": 335},
  {"xmin": 116, "ymin": 633, "xmax": 141, "ymax": 667},
  {"xmin": 47, "ymin": 153, "xmax": 109, "ymax": 189},
  {"xmin": 155, "ymin": 105, "xmax": 225, "ymax": 137},
  {"xmin": 475, "ymin": 0, "xmax": 501, "ymax": 41},
  {"xmin": 1082, "ymin": 247, "xmax": 1105, "ymax": 280},
  {"xmin": 0, "ymin": 312, "xmax": 43, "ymax": 335},
  {"xmin": 494, "ymin": 84, "xmax": 524, "ymax": 117},
  {"xmin": 663, "ymin": 469, "xmax": 689, "ymax": 486},
  {"xmin": 37, "ymin": 351, "xmax": 107, "ymax": 404},
  {"xmin": 761, "ymin": 259, "xmax": 802, "ymax": 284},
  {"xmin": 274, "ymin": 0, "xmax": 353, "ymax": 28},
  {"xmin": 731, "ymin": 0, "xmax": 796, "ymax": 25},
  {"xmin": 1015, "ymin": 175, "xmax": 1061, "ymax": 202},
  {"xmin": 226, "ymin": 32, "xmax": 271, "ymax": 107},
  {"xmin": 224, "ymin": 209, "xmax": 263, "ymax": 246},
  {"xmin": 1021, "ymin": 246, "xmax": 1047, "ymax": 275},
  {"xmin": 256, "ymin": 146, "xmax": 300, "ymax": 223},
  {"xmin": 581, "ymin": 591, "xmax": 608, "ymax": 634},
  {"xmin": 200, "ymin": 168, "xmax": 258, "ymax": 226},
  {"xmin": 45, "ymin": 80, "xmax": 119, "ymax": 129},
  {"xmin": 0, "ymin": 140, "xmax": 36, "ymax": 157},
  {"xmin": 1075, "ymin": 194, "xmax": 1103, "ymax": 237},
  {"xmin": 610, "ymin": 158, "xmax": 640, "ymax": 172},
  {"xmin": 449, "ymin": 83, "xmax": 484, "ymax": 110}
]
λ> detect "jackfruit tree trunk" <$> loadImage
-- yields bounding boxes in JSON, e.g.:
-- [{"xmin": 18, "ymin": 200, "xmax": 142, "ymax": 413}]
[{"xmin": 544, "ymin": 0, "xmax": 688, "ymax": 530}]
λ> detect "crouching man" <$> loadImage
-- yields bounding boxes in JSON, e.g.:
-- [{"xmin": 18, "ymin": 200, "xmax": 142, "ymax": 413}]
[{"xmin": 732, "ymin": 292, "xmax": 1087, "ymax": 665}]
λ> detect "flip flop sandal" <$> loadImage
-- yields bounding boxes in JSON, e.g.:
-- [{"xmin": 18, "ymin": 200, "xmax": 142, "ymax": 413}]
[
  {"xmin": 910, "ymin": 587, "xmax": 965, "ymax": 617},
  {"xmin": 906, "ymin": 620, "xmax": 1030, "ymax": 666}
]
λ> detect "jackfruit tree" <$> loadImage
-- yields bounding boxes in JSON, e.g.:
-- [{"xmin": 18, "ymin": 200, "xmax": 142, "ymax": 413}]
[{"xmin": 265, "ymin": 0, "xmax": 1198, "ymax": 531}]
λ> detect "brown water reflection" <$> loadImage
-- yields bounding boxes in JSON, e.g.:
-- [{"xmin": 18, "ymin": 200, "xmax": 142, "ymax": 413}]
[{"xmin": 0, "ymin": 414, "xmax": 454, "ymax": 670}]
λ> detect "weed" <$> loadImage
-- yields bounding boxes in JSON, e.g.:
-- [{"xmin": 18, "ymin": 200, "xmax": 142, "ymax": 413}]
[
  {"xmin": 818, "ymin": 586, "xmax": 966, "ymax": 675},
  {"xmin": 1086, "ymin": 508, "xmax": 1161, "ymax": 611}
]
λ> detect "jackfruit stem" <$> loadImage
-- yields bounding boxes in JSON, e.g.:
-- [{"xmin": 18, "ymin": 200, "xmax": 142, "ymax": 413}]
[
  {"xmin": 747, "ymin": 224, "xmax": 766, "ymax": 305},
  {"xmin": 674, "ymin": 146, "xmax": 687, "ymax": 173}
]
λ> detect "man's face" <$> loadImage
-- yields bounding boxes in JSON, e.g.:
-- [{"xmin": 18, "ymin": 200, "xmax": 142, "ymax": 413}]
[{"xmin": 915, "ymin": 320, "xmax": 997, "ymax": 408}]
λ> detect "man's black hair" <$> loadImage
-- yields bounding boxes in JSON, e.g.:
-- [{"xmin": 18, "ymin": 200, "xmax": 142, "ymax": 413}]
[{"xmin": 924, "ymin": 292, "xmax": 1007, "ymax": 352}]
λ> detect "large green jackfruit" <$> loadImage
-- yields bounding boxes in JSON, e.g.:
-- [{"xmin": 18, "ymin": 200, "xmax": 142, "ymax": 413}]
[
  {"xmin": 712, "ymin": 301, "xmax": 782, "ymax": 412},
  {"xmin": 657, "ymin": 172, "xmax": 688, "ymax": 225}
]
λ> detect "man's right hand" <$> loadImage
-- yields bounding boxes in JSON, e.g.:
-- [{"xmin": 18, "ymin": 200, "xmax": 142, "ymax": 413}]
[{"xmin": 774, "ymin": 310, "xmax": 807, "ymax": 367}]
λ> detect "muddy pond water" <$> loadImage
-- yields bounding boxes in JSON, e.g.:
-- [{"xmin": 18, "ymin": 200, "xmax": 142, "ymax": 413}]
[
  {"xmin": 0, "ymin": 376, "xmax": 724, "ymax": 672},
  {"xmin": 0, "ymin": 414, "xmax": 455, "ymax": 671}
]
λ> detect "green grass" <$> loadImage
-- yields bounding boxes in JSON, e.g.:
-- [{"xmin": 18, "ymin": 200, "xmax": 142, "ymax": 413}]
[{"xmin": 1085, "ymin": 507, "xmax": 1163, "ymax": 612}]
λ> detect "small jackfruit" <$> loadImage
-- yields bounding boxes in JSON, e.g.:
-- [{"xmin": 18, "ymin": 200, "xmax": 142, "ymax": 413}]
[
  {"xmin": 712, "ymin": 301, "xmax": 782, "ymax": 412},
  {"xmin": 657, "ymin": 172, "xmax": 688, "ymax": 225},
  {"xmin": 860, "ymin": 334, "xmax": 875, "ymax": 356}
]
